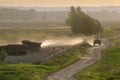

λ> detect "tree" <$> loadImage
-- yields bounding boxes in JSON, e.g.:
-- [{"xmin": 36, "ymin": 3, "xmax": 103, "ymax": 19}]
[
  {"xmin": 66, "ymin": 6, "xmax": 103, "ymax": 35},
  {"xmin": 0, "ymin": 49, "xmax": 7, "ymax": 63}
]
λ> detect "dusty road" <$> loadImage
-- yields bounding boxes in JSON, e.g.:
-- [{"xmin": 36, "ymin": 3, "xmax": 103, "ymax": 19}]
[{"xmin": 47, "ymin": 36, "xmax": 119, "ymax": 80}]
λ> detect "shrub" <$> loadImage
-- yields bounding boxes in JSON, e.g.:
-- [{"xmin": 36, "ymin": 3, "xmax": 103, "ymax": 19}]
[{"xmin": 0, "ymin": 49, "xmax": 7, "ymax": 63}]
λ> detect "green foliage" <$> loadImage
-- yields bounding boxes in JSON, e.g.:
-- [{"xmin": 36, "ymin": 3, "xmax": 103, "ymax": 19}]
[
  {"xmin": 75, "ymin": 39, "xmax": 120, "ymax": 80},
  {"xmin": 66, "ymin": 6, "xmax": 103, "ymax": 35},
  {"xmin": 0, "ymin": 65, "xmax": 44, "ymax": 80},
  {"xmin": 0, "ymin": 44, "xmax": 90, "ymax": 80},
  {"xmin": 0, "ymin": 49, "xmax": 7, "ymax": 63}
]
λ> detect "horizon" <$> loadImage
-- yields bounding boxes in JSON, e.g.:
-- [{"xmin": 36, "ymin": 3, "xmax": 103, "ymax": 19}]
[
  {"xmin": 0, "ymin": 0, "xmax": 120, "ymax": 7},
  {"xmin": 0, "ymin": 5, "xmax": 120, "ymax": 7}
]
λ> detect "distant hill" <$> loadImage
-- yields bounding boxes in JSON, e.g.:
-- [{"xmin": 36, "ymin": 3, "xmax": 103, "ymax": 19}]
[
  {"xmin": 0, "ymin": 6, "xmax": 120, "ymax": 21},
  {"xmin": 0, "ymin": 6, "xmax": 120, "ymax": 27},
  {"xmin": 0, "ymin": 6, "xmax": 120, "ymax": 12},
  {"xmin": 82, "ymin": 6, "xmax": 120, "ymax": 12},
  {"xmin": 86, "ymin": 10, "xmax": 120, "ymax": 21}
]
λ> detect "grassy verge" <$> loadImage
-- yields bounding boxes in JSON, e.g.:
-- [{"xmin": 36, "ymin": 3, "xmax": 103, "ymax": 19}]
[
  {"xmin": 100, "ymin": 28, "xmax": 119, "ymax": 38},
  {"xmin": 0, "ymin": 44, "xmax": 90, "ymax": 80},
  {"xmin": 75, "ymin": 38, "xmax": 120, "ymax": 80}
]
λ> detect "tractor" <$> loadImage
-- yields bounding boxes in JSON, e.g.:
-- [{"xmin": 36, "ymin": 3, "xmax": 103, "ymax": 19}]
[{"xmin": 93, "ymin": 36, "xmax": 101, "ymax": 46}]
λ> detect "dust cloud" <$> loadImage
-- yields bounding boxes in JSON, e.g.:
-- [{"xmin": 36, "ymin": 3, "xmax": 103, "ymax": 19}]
[
  {"xmin": 0, "ymin": 36, "xmax": 94, "ymax": 47},
  {"xmin": 41, "ymin": 36, "xmax": 94, "ymax": 47}
]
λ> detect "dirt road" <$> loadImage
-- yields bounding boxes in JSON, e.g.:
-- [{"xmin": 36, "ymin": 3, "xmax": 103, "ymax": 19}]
[{"xmin": 47, "ymin": 37, "xmax": 116, "ymax": 80}]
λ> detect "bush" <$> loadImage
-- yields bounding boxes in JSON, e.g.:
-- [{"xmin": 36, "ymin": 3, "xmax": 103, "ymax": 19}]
[{"xmin": 0, "ymin": 49, "xmax": 7, "ymax": 63}]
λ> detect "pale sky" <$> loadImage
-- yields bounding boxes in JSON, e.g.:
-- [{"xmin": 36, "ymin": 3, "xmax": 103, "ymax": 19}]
[{"xmin": 0, "ymin": 0, "xmax": 120, "ymax": 6}]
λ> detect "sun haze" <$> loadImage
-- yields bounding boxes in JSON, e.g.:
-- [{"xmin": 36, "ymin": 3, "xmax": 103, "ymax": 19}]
[{"xmin": 0, "ymin": 0, "xmax": 120, "ymax": 6}]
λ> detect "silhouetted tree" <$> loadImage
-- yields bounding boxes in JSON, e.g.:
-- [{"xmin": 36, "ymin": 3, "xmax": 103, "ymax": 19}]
[{"xmin": 66, "ymin": 6, "xmax": 103, "ymax": 35}]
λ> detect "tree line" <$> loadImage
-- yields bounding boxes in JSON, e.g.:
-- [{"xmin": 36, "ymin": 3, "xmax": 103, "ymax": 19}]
[{"xmin": 0, "ymin": 8, "xmax": 67, "ymax": 23}]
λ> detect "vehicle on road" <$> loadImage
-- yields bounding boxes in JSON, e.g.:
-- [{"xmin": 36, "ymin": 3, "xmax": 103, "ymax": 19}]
[{"xmin": 93, "ymin": 36, "xmax": 101, "ymax": 46}]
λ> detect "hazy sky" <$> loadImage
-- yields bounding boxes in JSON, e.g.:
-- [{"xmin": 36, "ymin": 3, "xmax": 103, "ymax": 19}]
[{"xmin": 0, "ymin": 0, "xmax": 120, "ymax": 6}]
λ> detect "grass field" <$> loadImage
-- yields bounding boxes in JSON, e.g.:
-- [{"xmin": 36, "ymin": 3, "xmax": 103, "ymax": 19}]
[
  {"xmin": 0, "ymin": 26, "xmax": 72, "ymax": 45},
  {"xmin": 0, "ymin": 44, "xmax": 90, "ymax": 80},
  {"xmin": 99, "ymin": 28, "xmax": 119, "ymax": 38},
  {"xmin": 75, "ymin": 35, "xmax": 120, "ymax": 80},
  {"xmin": 0, "ymin": 25, "xmax": 119, "ymax": 80},
  {"xmin": 0, "ymin": 26, "xmax": 71, "ymax": 38},
  {"xmin": 0, "ymin": 26, "xmax": 82, "ymax": 80}
]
